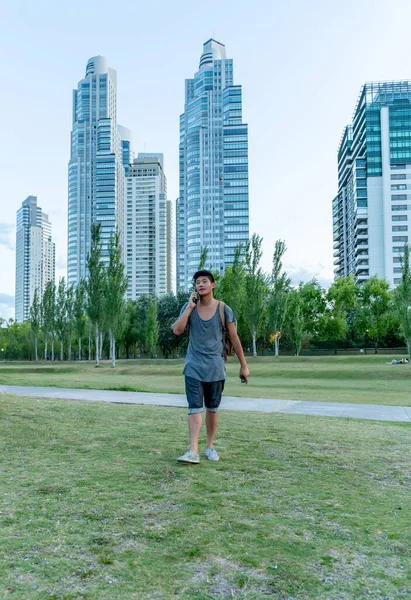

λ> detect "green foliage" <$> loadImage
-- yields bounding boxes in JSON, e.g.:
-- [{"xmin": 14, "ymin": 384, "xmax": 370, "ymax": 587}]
[
  {"xmin": 393, "ymin": 244, "xmax": 411, "ymax": 360},
  {"xmin": 85, "ymin": 224, "xmax": 106, "ymax": 364},
  {"xmin": 285, "ymin": 288, "xmax": 304, "ymax": 356},
  {"xmin": 146, "ymin": 298, "xmax": 159, "ymax": 357},
  {"xmin": 353, "ymin": 276, "xmax": 392, "ymax": 351},
  {"xmin": 73, "ymin": 280, "xmax": 87, "ymax": 360},
  {"xmin": 244, "ymin": 234, "xmax": 268, "ymax": 356},
  {"xmin": 105, "ymin": 231, "xmax": 128, "ymax": 366},
  {"xmin": 157, "ymin": 294, "xmax": 180, "ymax": 358},
  {"xmin": 29, "ymin": 289, "xmax": 41, "ymax": 361},
  {"xmin": 267, "ymin": 240, "xmax": 291, "ymax": 356}
]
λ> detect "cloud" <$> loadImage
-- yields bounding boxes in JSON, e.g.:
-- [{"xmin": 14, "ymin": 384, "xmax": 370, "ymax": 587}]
[
  {"xmin": 0, "ymin": 294, "xmax": 15, "ymax": 307},
  {"xmin": 0, "ymin": 294, "xmax": 15, "ymax": 321},
  {"xmin": 0, "ymin": 223, "xmax": 15, "ymax": 251},
  {"xmin": 285, "ymin": 264, "xmax": 334, "ymax": 289}
]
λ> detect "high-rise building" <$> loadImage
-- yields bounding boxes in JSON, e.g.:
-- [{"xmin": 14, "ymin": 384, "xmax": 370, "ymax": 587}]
[
  {"xmin": 333, "ymin": 81, "xmax": 411, "ymax": 286},
  {"xmin": 15, "ymin": 196, "xmax": 55, "ymax": 322},
  {"xmin": 68, "ymin": 56, "xmax": 130, "ymax": 285},
  {"xmin": 177, "ymin": 39, "xmax": 249, "ymax": 290},
  {"xmin": 125, "ymin": 153, "xmax": 172, "ymax": 298}
]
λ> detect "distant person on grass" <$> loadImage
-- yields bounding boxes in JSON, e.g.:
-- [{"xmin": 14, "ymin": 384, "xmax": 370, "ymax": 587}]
[{"xmin": 172, "ymin": 270, "xmax": 249, "ymax": 464}]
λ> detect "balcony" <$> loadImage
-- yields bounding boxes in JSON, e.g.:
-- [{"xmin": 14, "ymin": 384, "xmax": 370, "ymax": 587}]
[{"xmin": 355, "ymin": 245, "xmax": 369, "ymax": 256}]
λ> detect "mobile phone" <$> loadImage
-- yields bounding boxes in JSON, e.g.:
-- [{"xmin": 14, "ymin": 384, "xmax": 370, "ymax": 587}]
[
  {"xmin": 192, "ymin": 292, "xmax": 198, "ymax": 304},
  {"xmin": 240, "ymin": 376, "xmax": 247, "ymax": 384}
]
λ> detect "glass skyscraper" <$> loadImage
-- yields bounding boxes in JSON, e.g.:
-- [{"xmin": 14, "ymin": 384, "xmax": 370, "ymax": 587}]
[
  {"xmin": 177, "ymin": 39, "xmax": 249, "ymax": 290},
  {"xmin": 333, "ymin": 81, "xmax": 411, "ymax": 287},
  {"xmin": 68, "ymin": 56, "xmax": 129, "ymax": 285},
  {"xmin": 15, "ymin": 196, "xmax": 55, "ymax": 322}
]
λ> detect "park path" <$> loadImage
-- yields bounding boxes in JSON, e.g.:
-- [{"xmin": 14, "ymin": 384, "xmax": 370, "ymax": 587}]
[{"xmin": 1, "ymin": 385, "xmax": 410, "ymax": 423}]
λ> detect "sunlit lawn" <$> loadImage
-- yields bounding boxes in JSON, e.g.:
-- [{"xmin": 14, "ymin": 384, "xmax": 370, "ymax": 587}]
[
  {"xmin": 1, "ymin": 355, "xmax": 411, "ymax": 406},
  {"xmin": 1, "ymin": 394, "xmax": 410, "ymax": 599}
]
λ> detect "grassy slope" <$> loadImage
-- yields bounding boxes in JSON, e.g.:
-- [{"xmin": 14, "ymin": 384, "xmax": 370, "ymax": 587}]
[{"xmin": 0, "ymin": 395, "xmax": 410, "ymax": 599}]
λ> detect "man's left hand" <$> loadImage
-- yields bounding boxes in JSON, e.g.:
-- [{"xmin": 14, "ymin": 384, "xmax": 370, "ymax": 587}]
[{"xmin": 239, "ymin": 365, "xmax": 249, "ymax": 384}]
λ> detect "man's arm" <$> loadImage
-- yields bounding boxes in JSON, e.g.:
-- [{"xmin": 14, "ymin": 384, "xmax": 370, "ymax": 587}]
[
  {"xmin": 226, "ymin": 321, "xmax": 250, "ymax": 383},
  {"xmin": 172, "ymin": 293, "xmax": 197, "ymax": 336}
]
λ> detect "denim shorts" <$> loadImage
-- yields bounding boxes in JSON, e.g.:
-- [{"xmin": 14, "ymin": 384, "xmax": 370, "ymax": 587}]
[{"xmin": 185, "ymin": 376, "xmax": 225, "ymax": 414}]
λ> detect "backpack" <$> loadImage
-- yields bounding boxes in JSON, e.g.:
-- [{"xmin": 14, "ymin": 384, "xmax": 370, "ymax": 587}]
[{"xmin": 219, "ymin": 302, "xmax": 235, "ymax": 361}]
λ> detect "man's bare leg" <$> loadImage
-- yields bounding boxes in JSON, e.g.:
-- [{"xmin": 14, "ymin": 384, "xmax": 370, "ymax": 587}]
[
  {"xmin": 205, "ymin": 410, "xmax": 218, "ymax": 448},
  {"xmin": 188, "ymin": 413, "xmax": 202, "ymax": 454}
]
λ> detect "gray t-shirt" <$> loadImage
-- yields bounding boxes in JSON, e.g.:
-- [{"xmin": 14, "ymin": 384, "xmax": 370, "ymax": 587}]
[{"xmin": 179, "ymin": 301, "xmax": 235, "ymax": 382}]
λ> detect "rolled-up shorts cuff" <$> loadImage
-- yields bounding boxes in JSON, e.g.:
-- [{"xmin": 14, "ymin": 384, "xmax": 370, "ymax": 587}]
[
  {"xmin": 188, "ymin": 407, "xmax": 204, "ymax": 415},
  {"xmin": 206, "ymin": 407, "xmax": 219, "ymax": 413}
]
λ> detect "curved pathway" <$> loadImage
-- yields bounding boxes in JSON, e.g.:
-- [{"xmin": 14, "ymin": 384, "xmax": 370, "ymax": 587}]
[{"xmin": 1, "ymin": 385, "xmax": 410, "ymax": 422}]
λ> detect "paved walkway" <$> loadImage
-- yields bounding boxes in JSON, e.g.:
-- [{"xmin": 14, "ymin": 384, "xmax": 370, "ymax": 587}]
[{"xmin": 1, "ymin": 384, "xmax": 410, "ymax": 423}]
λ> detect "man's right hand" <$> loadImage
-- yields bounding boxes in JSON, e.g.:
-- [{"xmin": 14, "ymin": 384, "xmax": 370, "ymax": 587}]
[{"xmin": 188, "ymin": 292, "xmax": 198, "ymax": 309}]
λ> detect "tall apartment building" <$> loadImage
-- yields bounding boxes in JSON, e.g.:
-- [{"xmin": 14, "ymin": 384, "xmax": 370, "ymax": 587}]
[
  {"xmin": 15, "ymin": 196, "xmax": 55, "ymax": 322},
  {"xmin": 333, "ymin": 81, "xmax": 411, "ymax": 286},
  {"xmin": 125, "ymin": 154, "xmax": 172, "ymax": 298},
  {"xmin": 177, "ymin": 39, "xmax": 249, "ymax": 290},
  {"xmin": 68, "ymin": 56, "xmax": 130, "ymax": 285}
]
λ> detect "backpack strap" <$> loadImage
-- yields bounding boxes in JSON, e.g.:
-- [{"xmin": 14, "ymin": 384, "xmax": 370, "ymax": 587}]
[{"xmin": 219, "ymin": 301, "xmax": 226, "ymax": 329}]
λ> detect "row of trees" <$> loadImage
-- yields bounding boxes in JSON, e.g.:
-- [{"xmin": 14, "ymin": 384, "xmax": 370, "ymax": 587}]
[{"xmin": 1, "ymin": 231, "xmax": 411, "ymax": 363}]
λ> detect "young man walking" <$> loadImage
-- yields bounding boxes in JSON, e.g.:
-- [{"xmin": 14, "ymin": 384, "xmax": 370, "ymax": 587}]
[{"xmin": 172, "ymin": 270, "xmax": 249, "ymax": 464}]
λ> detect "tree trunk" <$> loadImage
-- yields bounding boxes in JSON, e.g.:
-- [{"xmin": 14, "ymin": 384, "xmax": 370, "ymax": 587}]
[
  {"xmin": 407, "ymin": 339, "xmax": 411, "ymax": 365},
  {"xmin": 374, "ymin": 340, "xmax": 378, "ymax": 354},
  {"xmin": 88, "ymin": 329, "xmax": 91, "ymax": 361},
  {"xmin": 44, "ymin": 338, "xmax": 48, "ymax": 361},
  {"xmin": 252, "ymin": 331, "xmax": 257, "ymax": 358},
  {"xmin": 68, "ymin": 335, "xmax": 72, "ymax": 361},
  {"xmin": 99, "ymin": 331, "xmax": 103, "ymax": 360},
  {"xmin": 78, "ymin": 336, "xmax": 82, "ymax": 361},
  {"xmin": 60, "ymin": 339, "xmax": 63, "ymax": 361},
  {"xmin": 34, "ymin": 336, "xmax": 38, "ymax": 362},
  {"xmin": 111, "ymin": 336, "xmax": 116, "ymax": 368},
  {"xmin": 126, "ymin": 344, "xmax": 129, "ymax": 359},
  {"xmin": 51, "ymin": 337, "xmax": 55, "ymax": 361},
  {"xmin": 274, "ymin": 337, "xmax": 279, "ymax": 357},
  {"xmin": 95, "ymin": 327, "xmax": 100, "ymax": 366}
]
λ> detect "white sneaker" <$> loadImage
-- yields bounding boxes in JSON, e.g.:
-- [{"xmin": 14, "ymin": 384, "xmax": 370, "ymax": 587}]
[
  {"xmin": 205, "ymin": 447, "xmax": 219, "ymax": 462},
  {"xmin": 177, "ymin": 450, "xmax": 200, "ymax": 464}
]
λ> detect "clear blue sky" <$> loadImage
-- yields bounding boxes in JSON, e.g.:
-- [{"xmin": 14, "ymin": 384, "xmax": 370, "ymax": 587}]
[{"xmin": 2, "ymin": 0, "xmax": 411, "ymax": 319}]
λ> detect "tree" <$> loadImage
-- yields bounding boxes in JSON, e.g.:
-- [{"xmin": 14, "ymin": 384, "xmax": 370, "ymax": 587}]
[
  {"xmin": 105, "ymin": 231, "xmax": 128, "ymax": 367},
  {"xmin": 285, "ymin": 288, "xmax": 304, "ymax": 356},
  {"xmin": 73, "ymin": 280, "xmax": 87, "ymax": 360},
  {"xmin": 354, "ymin": 275, "xmax": 392, "ymax": 353},
  {"xmin": 42, "ymin": 281, "xmax": 56, "ymax": 361},
  {"xmin": 65, "ymin": 283, "xmax": 75, "ymax": 360},
  {"xmin": 394, "ymin": 245, "xmax": 411, "ymax": 362},
  {"xmin": 318, "ymin": 309, "xmax": 348, "ymax": 352},
  {"xmin": 244, "ymin": 234, "xmax": 268, "ymax": 357},
  {"xmin": 29, "ymin": 288, "xmax": 41, "ymax": 361},
  {"xmin": 135, "ymin": 295, "xmax": 151, "ymax": 354},
  {"xmin": 327, "ymin": 275, "xmax": 358, "ymax": 313},
  {"xmin": 298, "ymin": 279, "xmax": 326, "ymax": 339},
  {"xmin": 219, "ymin": 244, "xmax": 246, "ymax": 328},
  {"xmin": 55, "ymin": 278, "xmax": 67, "ymax": 361},
  {"xmin": 267, "ymin": 240, "xmax": 291, "ymax": 357},
  {"xmin": 157, "ymin": 294, "xmax": 180, "ymax": 358},
  {"xmin": 85, "ymin": 224, "xmax": 106, "ymax": 366},
  {"xmin": 146, "ymin": 297, "xmax": 159, "ymax": 357},
  {"xmin": 122, "ymin": 300, "xmax": 140, "ymax": 359}
]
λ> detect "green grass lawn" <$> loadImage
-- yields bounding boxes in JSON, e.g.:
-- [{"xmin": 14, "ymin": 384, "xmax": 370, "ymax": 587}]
[
  {"xmin": 0, "ymin": 395, "xmax": 410, "ymax": 599},
  {"xmin": 1, "ymin": 355, "xmax": 411, "ymax": 406}
]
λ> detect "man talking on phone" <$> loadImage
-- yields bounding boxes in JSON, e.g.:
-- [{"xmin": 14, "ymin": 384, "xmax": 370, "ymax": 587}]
[{"xmin": 172, "ymin": 270, "xmax": 249, "ymax": 464}]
